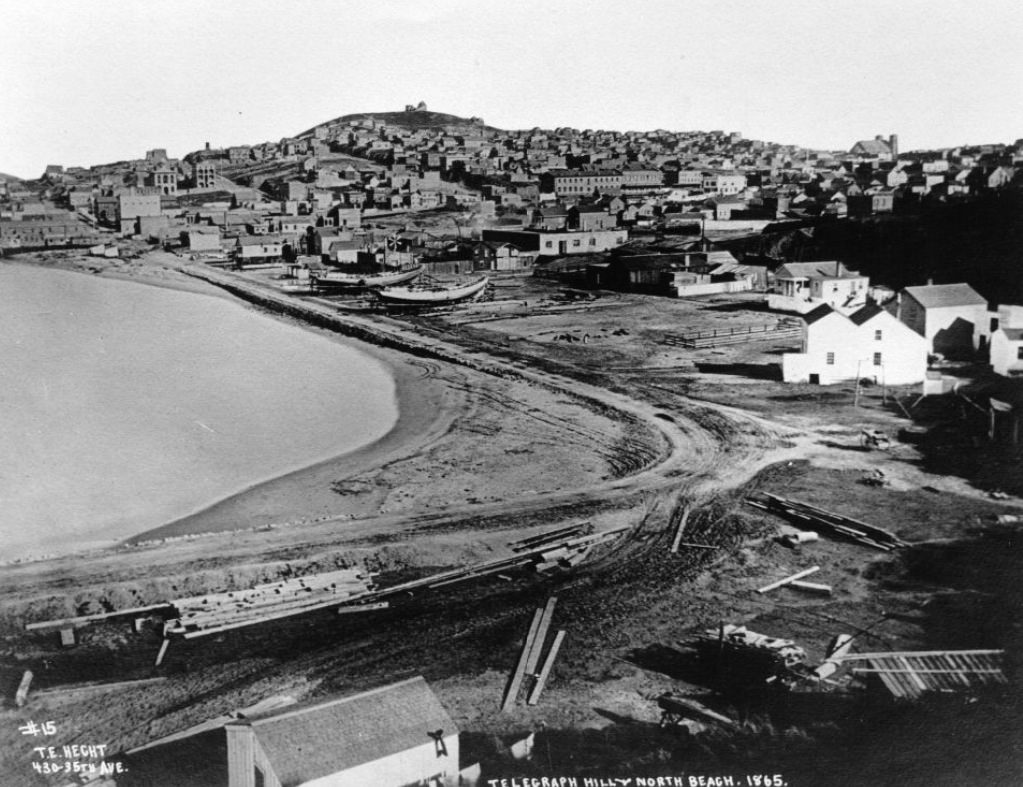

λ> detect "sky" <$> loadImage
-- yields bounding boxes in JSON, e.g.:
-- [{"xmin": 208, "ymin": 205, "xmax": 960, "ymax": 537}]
[{"xmin": 2, "ymin": 0, "xmax": 1021, "ymax": 178}]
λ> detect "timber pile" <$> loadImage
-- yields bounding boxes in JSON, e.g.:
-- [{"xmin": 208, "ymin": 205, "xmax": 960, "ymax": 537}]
[
  {"xmin": 372, "ymin": 526, "xmax": 628, "ymax": 598},
  {"xmin": 165, "ymin": 568, "xmax": 376, "ymax": 638},
  {"xmin": 28, "ymin": 525, "xmax": 629, "ymax": 668},
  {"xmin": 747, "ymin": 493, "xmax": 909, "ymax": 551}
]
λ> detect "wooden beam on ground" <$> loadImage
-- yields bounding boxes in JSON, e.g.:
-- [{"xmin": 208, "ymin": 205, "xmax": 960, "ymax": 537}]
[
  {"xmin": 523, "ymin": 597, "xmax": 558, "ymax": 678},
  {"xmin": 756, "ymin": 566, "xmax": 820, "ymax": 594},
  {"xmin": 527, "ymin": 630, "xmax": 566, "ymax": 706},
  {"xmin": 789, "ymin": 579, "xmax": 833, "ymax": 595},
  {"xmin": 501, "ymin": 608, "xmax": 544, "ymax": 712},
  {"xmin": 34, "ymin": 677, "xmax": 167, "ymax": 700},
  {"xmin": 154, "ymin": 638, "xmax": 170, "ymax": 667},
  {"xmin": 675, "ymin": 542, "xmax": 718, "ymax": 550},
  {"xmin": 15, "ymin": 671, "xmax": 33, "ymax": 708},
  {"xmin": 337, "ymin": 602, "xmax": 389, "ymax": 615},
  {"xmin": 25, "ymin": 603, "xmax": 173, "ymax": 631},
  {"xmin": 670, "ymin": 507, "xmax": 691, "ymax": 554},
  {"xmin": 510, "ymin": 524, "xmax": 588, "ymax": 551}
]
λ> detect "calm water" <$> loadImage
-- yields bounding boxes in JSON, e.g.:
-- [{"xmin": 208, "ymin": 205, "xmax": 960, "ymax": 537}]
[{"xmin": 0, "ymin": 264, "xmax": 398, "ymax": 559}]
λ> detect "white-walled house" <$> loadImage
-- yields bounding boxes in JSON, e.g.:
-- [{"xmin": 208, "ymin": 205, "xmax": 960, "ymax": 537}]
[
  {"xmin": 768, "ymin": 261, "xmax": 870, "ymax": 314},
  {"xmin": 895, "ymin": 283, "xmax": 989, "ymax": 357},
  {"xmin": 782, "ymin": 303, "xmax": 929, "ymax": 385},
  {"xmin": 990, "ymin": 305, "xmax": 1023, "ymax": 377},
  {"xmin": 990, "ymin": 328, "xmax": 1023, "ymax": 377}
]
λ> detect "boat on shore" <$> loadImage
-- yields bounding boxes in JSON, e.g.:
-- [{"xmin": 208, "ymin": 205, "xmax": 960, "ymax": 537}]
[
  {"xmin": 375, "ymin": 275, "xmax": 489, "ymax": 307},
  {"xmin": 313, "ymin": 264, "xmax": 424, "ymax": 289}
]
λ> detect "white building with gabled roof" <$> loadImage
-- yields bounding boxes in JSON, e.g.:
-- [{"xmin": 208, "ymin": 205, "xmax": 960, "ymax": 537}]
[
  {"xmin": 226, "ymin": 677, "xmax": 459, "ymax": 787},
  {"xmin": 782, "ymin": 303, "xmax": 928, "ymax": 385},
  {"xmin": 894, "ymin": 282, "xmax": 989, "ymax": 357},
  {"xmin": 768, "ymin": 260, "xmax": 870, "ymax": 314},
  {"xmin": 990, "ymin": 304, "xmax": 1023, "ymax": 377}
]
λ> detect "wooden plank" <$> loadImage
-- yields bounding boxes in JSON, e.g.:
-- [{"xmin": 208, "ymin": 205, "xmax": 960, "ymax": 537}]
[
  {"xmin": 337, "ymin": 602, "xmax": 388, "ymax": 615},
  {"xmin": 34, "ymin": 677, "xmax": 167, "ymax": 699},
  {"xmin": 670, "ymin": 507, "xmax": 691, "ymax": 554},
  {"xmin": 26, "ymin": 603, "xmax": 173, "ymax": 631},
  {"xmin": 524, "ymin": 597, "xmax": 558, "ymax": 677},
  {"xmin": 15, "ymin": 671, "xmax": 33, "ymax": 708},
  {"xmin": 154, "ymin": 638, "xmax": 170, "ymax": 667},
  {"xmin": 836, "ymin": 649, "xmax": 1003, "ymax": 661},
  {"xmin": 756, "ymin": 566, "xmax": 820, "ymax": 594},
  {"xmin": 510, "ymin": 524, "xmax": 587, "ymax": 551},
  {"xmin": 501, "ymin": 608, "xmax": 544, "ymax": 712},
  {"xmin": 789, "ymin": 580, "xmax": 833, "ymax": 595},
  {"xmin": 658, "ymin": 695, "xmax": 737, "ymax": 728},
  {"xmin": 675, "ymin": 542, "xmax": 718, "ymax": 550},
  {"xmin": 527, "ymin": 630, "xmax": 566, "ymax": 706}
]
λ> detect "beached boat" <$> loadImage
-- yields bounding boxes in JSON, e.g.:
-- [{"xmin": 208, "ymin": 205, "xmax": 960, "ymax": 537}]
[
  {"xmin": 278, "ymin": 280, "xmax": 315, "ymax": 294},
  {"xmin": 313, "ymin": 264, "xmax": 424, "ymax": 289},
  {"xmin": 375, "ymin": 276, "xmax": 489, "ymax": 306}
]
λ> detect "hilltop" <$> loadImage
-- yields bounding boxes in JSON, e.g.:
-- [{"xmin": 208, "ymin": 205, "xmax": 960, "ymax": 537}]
[{"xmin": 298, "ymin": 108, "xmax": 495, "ymax": 137}]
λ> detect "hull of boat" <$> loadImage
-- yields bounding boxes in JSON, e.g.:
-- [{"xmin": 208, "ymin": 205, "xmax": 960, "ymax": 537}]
[
  {"xmin": 376, "ymin": 276, "xmax": 489, "ymax": 305},
  {"xmin": 313, "ymin": 265, "xmax": 424, "ymax": 288}
]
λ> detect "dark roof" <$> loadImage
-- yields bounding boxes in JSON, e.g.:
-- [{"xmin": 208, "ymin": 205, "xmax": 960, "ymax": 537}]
[
  {"xmin": 1000, "ymin": 328, "xmax": 1023, "ymax": 341},
  {"xmin": 249, "ymin": 677, "xmax": 456, "ymax": 785},
  {"xmin": 804, "ymin": 303, "xmax": 837, "ymax": 325},
  {"xmin": 903, "ymin": 283, "xmax": 987, "ymax": 309},
  {"xmin": 849, "ymin": 303, "xmax": 885, "ymax": 325},
  {"xmin": 776, "ymin": 261, "xmax": 860, "ymax": 280}
]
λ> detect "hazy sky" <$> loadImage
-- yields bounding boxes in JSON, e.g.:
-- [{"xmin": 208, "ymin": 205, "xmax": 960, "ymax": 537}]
[{"xmin": 2, "ymin": 0, "xmax": 1021, "ymax": 177}]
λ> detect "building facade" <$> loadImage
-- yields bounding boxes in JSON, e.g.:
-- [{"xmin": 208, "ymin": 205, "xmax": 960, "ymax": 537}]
[{"xmin": 783, "ymin": 304, "xmax": 928, "ymax": 385}]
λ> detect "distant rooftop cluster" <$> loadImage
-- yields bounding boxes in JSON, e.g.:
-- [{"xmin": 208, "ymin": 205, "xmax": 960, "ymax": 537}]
[{"xmin": 2, "ymin": 111, "xmax": 1020, "ymax": 286}]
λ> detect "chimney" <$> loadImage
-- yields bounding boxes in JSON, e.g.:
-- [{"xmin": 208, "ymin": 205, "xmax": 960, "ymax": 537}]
[
  {"xmin": 889, "ymin": 134, "xmax": 899, "ymax": 157},
  {"xmin": 205, "ymin": 141, "xmax": 211, "ymax": 151},
  {"xmin": 226, "ymin": 723, "xmax": 256, "ymax": 787}
]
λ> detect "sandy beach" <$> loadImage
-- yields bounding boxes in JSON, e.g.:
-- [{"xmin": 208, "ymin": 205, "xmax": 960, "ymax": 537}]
[{"xmin": 3, "ymin": 249, "xmax": 635, "ymax": 556}]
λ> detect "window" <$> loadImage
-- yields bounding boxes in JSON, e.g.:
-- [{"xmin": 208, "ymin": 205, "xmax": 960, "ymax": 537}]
[
  {"xmin": 573, "ymin": 239, "xmax": 581, "ymax": 247},
  {"xmin": 1017, "ymin": 346, "xmax": 1023, "ymax": 360},
  {"xmin": 545, "ymin": 241, "xmax": 553, "ymax": 249},
  {"xmin": 874, "ymin": 352, "xmax": 882, "ymax": 366},
  {"xmin": 826, "ymin": 352, "xmax": 835, "ymax": 365},
  {"xmin": 589, "ymin": 238, "xmax": 597, "ymax": 246},
  {"xmin": 874, "ymin": 329, "xmax": 883, "ymax": 341},
  {"xmin": 992, "ymin": 318, "xmax": 1000, "ymax": 332}
]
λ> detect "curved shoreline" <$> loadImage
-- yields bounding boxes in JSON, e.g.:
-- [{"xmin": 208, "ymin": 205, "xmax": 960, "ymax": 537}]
[
  {"xmin": 130, "ymin": 341, "xmax": 460, "ymax": 542},
  {"xmin": 1, "ymin": 255, "xmax": 460, "ymax": 556}
]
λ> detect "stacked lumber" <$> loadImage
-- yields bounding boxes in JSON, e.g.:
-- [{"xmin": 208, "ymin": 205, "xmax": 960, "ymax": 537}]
[
  {"xmin": 165, "ymin": 568, "xmax": 376, "ymax": 638},
  {"xmin": 747, "ymin": 493, "xmax": 908, "ymax": 551}
]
